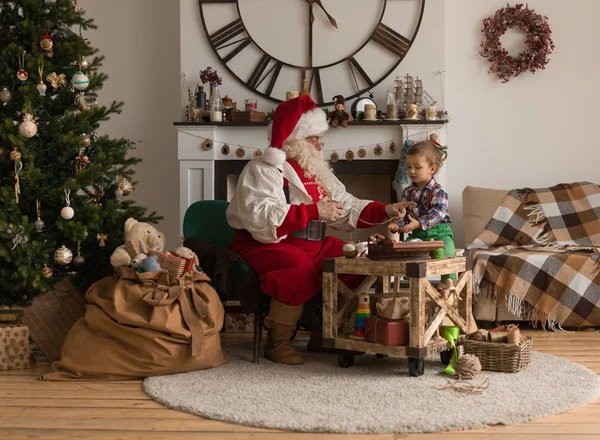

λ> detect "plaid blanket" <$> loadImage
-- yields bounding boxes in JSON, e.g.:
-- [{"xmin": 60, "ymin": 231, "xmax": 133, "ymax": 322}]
[{"xmin": 467, "ymin": 182, "xmax": 600, "ymax": 328}]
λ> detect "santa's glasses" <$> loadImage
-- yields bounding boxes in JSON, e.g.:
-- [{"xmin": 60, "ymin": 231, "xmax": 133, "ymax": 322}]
[{"xmin": 306, "ymin": 136, "xmax": 324, "ymax": 148}]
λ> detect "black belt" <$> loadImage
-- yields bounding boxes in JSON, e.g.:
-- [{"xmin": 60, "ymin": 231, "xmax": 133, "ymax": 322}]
[{"xmin": 290, "ymin": 220, "xmax": 327, "ymax": 241}]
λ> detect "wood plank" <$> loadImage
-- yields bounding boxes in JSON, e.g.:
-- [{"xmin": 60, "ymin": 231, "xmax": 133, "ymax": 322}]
[
  {"xmin": 322, "ymin": 271, "xmax": 336, "ymax": 339},
  {"xmin": 336, "ymin": 279, "xmax": 356, "ymax": 301},
  {"xmin": 0, "ymin": 382, "xmax": 142, "ymax": 391},
  {"xmin": 423, "ymin": 307, "xmax": 446, "ymax": 345},
  {"xmin": 409, "ymin": 278, "xmax": 426, "ymax": 348},
  {"xmin": 0, "ymin": 389, "xmax": 151, "ymax": 399},
  {"xmin": 0, "ymin": 407, "xmax": 198, "ymax": 419},
  {"xmin": 335, "ymin": 275, "xmax": 377, "ymax": 325},
  {"xmin": 424, "ymin": 281, "xmax": 468, "ymax": 331},
  {"xmin": 0, "ymin": 417, "xmax": 272, "ymax": 432},
  {"xmin": 0, "ymin": 398, "xmax": 164, "ymax": 409}
]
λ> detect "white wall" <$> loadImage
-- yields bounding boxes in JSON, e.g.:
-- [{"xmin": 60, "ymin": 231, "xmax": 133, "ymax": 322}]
[
  {"xmin": 446, "ymin": 0, "xmax": 600, "ymax": 245},
  {"xmin": 82, "ymin": 0, "xmax": 599, "ymax": 249},
  {"xmin": 80, "ymin": 0, "xmax": 181, "ymax": 248}
]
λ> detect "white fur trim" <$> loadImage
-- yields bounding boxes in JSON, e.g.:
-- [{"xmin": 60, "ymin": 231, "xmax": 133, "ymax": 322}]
[
  {"xmin": 262, "ymin": 147, "xmax": 286, "ymax": 166},
  {"xmin": 287, "ymin": 108, "xmax": 329, "ymax": 144}
]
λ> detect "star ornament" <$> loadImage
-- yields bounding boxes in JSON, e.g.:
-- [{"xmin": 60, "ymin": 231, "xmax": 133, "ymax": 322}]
[{"xmin": 46, "ymin": 72, "xmax": 67, "ymax": 90}]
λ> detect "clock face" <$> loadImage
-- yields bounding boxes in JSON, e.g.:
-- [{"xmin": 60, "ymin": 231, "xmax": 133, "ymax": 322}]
[{"xmin": 199, "ymin": 0, "xmax": 425, "ymax": 106}]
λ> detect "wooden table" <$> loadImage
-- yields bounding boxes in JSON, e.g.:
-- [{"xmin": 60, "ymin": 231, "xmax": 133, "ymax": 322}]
[{"xmin": 321, "ymin": 256, "xmax": 474, "ymax": 376}]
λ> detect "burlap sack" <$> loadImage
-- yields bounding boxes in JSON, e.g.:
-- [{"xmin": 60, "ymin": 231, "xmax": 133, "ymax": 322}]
[
  {"xmin": 376, "ymin": 297, "xmax": 410, "ymax": 320},
  {"xmin": 44, "ymin": 267, "xmax": 229, "ymax": 380}
]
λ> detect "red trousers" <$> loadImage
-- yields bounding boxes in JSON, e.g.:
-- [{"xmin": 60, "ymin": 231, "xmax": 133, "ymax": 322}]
[{"xmin": 230, "ymin": 234, "xmax": 363, "ymax": 306}]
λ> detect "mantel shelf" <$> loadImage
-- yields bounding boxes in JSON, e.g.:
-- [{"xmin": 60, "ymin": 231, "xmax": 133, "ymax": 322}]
[{"xmin": 173, "ymin": 119, "xmax": 448, "ymax": 128}]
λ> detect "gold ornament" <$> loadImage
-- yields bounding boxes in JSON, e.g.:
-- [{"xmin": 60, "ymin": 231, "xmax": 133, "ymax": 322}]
[
  {"xmin": 117, "ymin": 178, "xmax": 133, "ymax": 196},
  {"xmin": 202, "ymin": 139, "xmax": 213, "ymax": 151},
  {"xmin": 235, "ymin": 147, "xmax": 245, "ymax": 158},
  {"xmin": 46, "ymin": 72, "xmax": 67, "ymax": 89},
  {"xmin": 0, "ymin": 87, "xmax": 12, "ymax": 104},
  {"xmin": 97, "ymin": 233, "xmax": 108, "ymax": 247},
  {"xmin": 253, "ymin": 149, "xmax": 263, "ymax": 158},
  {"xmin": 54, "ymin": 245, "xmax": 73, "ymax": 265},
  {"xmin": 345, "ymin": 150, "xmax": 354, "ymax": 161},
  {"xmin": 389, "ymin": 142, "xmax": 396, "ymax": 154},
  {"xmin": 357, "ymin": 148, "xmax": 367, "ymax": 159},
  {"xmin": 10, "ymin": 147, "xmax": 21, "ymax": 162},
  {"xmin": 330, "ymin": 152, "xmax": 339, "ymax": 163},
  {"xmin": 221, "ymin": 144, "xmax": 230, "ymax": 155},
  {"xmin": 79, "ymin": 56, "xmax": 89, "ymax": 70},
  {"xmin": 42, "ymin": 265, "xmax": 52, "ymax": 278},
  {"xmin": 40, "ymin": 35, "xmax": 53, "ymax": 52},
  {"xmin": 74, "ymin": 153, "xmax": 89, "ymax": 172},
  {"xmin": 373, "ymin": 144, "xmax": 383, "ymax": 156},
  {"xmin": 16, "ymin": 50, "xmax": 27, "ymax": 81},
  {"xmin": 80, "ymin": 133, "xmax": 91, "ymax": 147}
]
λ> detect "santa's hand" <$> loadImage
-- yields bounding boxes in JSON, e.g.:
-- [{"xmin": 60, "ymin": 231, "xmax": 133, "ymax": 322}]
[
  {"xmin": 385, "ymin": 201, "xmax": 416, "ymax": 221},
  {"xmin": 399, "ymin": 214, "xmax": 421, "ymax": 233},
  {"xmin": 317, "ymin": 197, "xmax": 344, "ymax": 222}
]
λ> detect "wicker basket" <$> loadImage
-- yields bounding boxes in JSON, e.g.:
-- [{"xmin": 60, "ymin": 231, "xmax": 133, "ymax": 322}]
[{"xmin": 463, "ymin": 337, "xmax": 533, "ymax": 373}]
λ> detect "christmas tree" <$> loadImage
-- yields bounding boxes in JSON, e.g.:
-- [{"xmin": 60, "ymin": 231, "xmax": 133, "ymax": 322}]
[{"xmin": 0, "ymin": 0, "xmax": 160, "ymax": 306}]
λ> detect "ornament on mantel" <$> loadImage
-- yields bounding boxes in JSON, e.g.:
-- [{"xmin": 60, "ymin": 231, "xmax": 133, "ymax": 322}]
[
  {"xmin": 389, "ymin": 142, "xmax": 396, "ymax": 154},
  {"xmin": 330, "ymin": 152, "xmax": 339, "ymax": 163},
  {"xmin": 373, "ymin": 144, "xmax": 383, "ymax": 156},
  {"xmin": 357, "ymin": 148, "xmax": 367, "ymax": 159},
  {"xmin": 221, "ymin": 144, "xmax": 230, "ymax": 155},
  {"xmin": 72, "ymin": 71, "xmax": 89, "ymax": 91},
  {"xmin": 345, "ymin": 150, "xmax": 354, "ymax": 161},
  {"xmin": 54, "ymin": 245, "xmax": 73, "ymax": 265},
  {"xmin": 0, "ymin": 87, "xmax": 12, "ymax": 105},
  {"xmin": 202, "ymin": 139, "xmax": 213, "ymax": 151},
  {"xmin": 117, "ymin": 178, "xmax": 133, "ymax": 196},
  {"xmin": 61, "ymin": 189, "xmax": 74, "ymax": 220},
  {"xmin": 253, "ymin": 149, "xmax": 263, "ymax": 158},
  {"xmin": 19, "ymin": 112, "xmax": 37, "ymax": 138},
  {"xmin": 34, "ymin": 199, "xmax": 44, "ymax": 232},
  {"xmin": 235, "ymin": 147, "xmax": 245, "ymax": 158},
  {"xmin": 16, "ymin": 49, "xmax": 27, "ymax": 81},
  {"xmin": 42, "ymin": 264, "xmax": 53, "ymax": 278}
]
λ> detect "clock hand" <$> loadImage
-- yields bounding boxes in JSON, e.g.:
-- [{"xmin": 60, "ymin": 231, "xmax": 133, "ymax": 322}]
[{"xmin": 314, "ymin": 0, "xmax": 338, "ymax": 29}]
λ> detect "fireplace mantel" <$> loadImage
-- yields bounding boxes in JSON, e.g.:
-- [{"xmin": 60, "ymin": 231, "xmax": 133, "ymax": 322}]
[{"xmin": 175, "ymin": 121, "xmax": 448, "ymax": 230}]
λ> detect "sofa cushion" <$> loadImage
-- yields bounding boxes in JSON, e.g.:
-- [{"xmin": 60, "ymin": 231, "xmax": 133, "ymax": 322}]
[{"xmin": 462, "ymin": 186, "xmax": 508, "ymax": 247}]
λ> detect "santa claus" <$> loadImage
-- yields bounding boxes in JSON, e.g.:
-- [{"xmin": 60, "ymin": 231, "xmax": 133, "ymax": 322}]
[{"xmin": 227, "ymin": 95, "xmax": 414, "ymax": 365}]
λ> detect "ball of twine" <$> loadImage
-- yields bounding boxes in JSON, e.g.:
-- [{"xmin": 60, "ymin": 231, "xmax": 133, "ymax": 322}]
[{"xmin": 454, "ymin": 354, "xmax": 482, "ymax": 380}]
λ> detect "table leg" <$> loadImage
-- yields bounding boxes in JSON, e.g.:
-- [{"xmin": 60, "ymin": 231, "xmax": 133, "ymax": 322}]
[
  {"xmin": 409, "ymin": 276, "xmax": 426, "ymax": 350},
  {"xmin": 322, "ymin": 272, "xmax": 337, "ymax": 339}
]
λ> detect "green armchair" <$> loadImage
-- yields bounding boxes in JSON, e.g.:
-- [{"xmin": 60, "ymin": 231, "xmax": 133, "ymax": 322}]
[{"xmin": 183, "ymin": 200, "xmax": 265, "ymax": 363}]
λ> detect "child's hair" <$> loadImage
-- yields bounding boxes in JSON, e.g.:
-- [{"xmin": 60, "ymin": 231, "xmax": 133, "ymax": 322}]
[{"xmin": 406, "ymin": 141, "xmax": 445, "ymax": 170}]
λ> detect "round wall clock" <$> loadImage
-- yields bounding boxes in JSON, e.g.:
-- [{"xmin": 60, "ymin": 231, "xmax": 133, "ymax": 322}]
[{"xmin": 199, "ymin": 0, "xmax": 426, "ymax": 106}]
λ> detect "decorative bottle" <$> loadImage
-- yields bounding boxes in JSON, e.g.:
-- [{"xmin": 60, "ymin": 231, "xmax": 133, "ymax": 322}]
[
  {"xmin": 196, "ymin": 85, "xmax": 206, "ymax": 110},
  {"xmin": 209, "ymin": 84, "xmax": 222, "ymax": 122}
]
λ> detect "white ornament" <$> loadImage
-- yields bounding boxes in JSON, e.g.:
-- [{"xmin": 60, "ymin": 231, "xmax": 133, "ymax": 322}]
[
  {"xmin": 342, "ymin": 243, "xmax": 358, "ymax": 258},
  {"xmin": 18, "ymin": 113, "xmax": 37, "ymax": 138},
  {"xmin": 80, "ymin": 56, "xmax": 89, "ymax": 70},
  {"xmin": 72, "ymin": 71, "xmax": 89, "ymax": 91},
  {"xmin": 54, "ymin": 245, "xmax": 73, "ymax": 265},
  {"xmin": 61, "ymin": 206, "xmax": 74, "ymax": 220},
  {"xmin": 34, "ymin": 218, "xmax": 44, "ymax": 232},
  {"xmin": 114, "ymin": 189, "xmax": 124, "ymax": 201},
  {"xmin": 37, "ymin": 82, "xmax": 47, "ymax": 96}
]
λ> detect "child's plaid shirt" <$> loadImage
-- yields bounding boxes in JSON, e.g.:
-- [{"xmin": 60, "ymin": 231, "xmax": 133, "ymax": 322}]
[{"xmin": 400, "ymin": 178, "xmax": 451, "ymax": 230}]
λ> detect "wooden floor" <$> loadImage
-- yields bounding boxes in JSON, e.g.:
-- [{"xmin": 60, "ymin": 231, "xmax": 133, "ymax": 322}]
[{"xmin": 1, "ymin": 330, "xmax": 599, "ymax": 440}]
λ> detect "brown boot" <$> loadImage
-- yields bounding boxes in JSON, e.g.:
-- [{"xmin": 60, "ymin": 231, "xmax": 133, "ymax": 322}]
[{"xmin": 264, "ymin": 299, "xmax": 304, "ymax": 365}]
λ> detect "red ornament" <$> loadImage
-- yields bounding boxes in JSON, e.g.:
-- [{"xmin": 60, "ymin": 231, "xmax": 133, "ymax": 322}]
[{"xmin": 480, "ymin": 4, "xmax": 555, "ymax": 83}]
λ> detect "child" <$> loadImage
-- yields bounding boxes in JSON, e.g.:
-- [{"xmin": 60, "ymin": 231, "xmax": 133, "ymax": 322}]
[{"xmin": 390, "ymin": 140, "xmax": 456, "ymax": 283}]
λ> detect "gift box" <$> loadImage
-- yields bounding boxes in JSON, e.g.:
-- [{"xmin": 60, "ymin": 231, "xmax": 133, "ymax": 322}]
[
  {"xmin": 0, "ymin": 323, "xmax": 30, "ymax": 370},
  {"xmin": 149, "ymin": 250, "xmax": 194, "ymax": 277},
  {"xmin": 365, "ymin": 317, "xmax": 409, "ymax": 346}
]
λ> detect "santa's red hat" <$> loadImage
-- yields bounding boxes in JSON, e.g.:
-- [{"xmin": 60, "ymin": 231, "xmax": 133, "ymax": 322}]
[{"xmin": 263, "ymin": 95, "xmax": 329, "ymax": 166}]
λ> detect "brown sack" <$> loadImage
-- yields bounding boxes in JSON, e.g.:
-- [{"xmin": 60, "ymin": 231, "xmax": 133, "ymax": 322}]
[{"xmin": 44, "ymin": 267, "xmax": 230, "ymax": 380}]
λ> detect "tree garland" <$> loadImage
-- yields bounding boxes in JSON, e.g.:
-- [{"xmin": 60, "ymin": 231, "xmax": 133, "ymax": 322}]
[{"xmin": 480, "ymin": 4, "xmax": 555, "ymax": 83}]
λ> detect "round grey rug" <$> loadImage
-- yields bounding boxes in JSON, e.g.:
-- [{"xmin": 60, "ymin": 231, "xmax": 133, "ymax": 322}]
[{"xmin": 143, "ymin": 343, "xmax": 600, "ymax": 434}]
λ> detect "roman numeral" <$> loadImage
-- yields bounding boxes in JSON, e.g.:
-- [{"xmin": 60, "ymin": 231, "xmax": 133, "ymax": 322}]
[
  {"xmin": 371, "ymin": 23, "xmax": 410, "ymax": 58},
  {"xmin": 248, "ymin": 55, "xmax": 283, "ymax": 96},
  {"xmin": 209, "ymin": 18, "xmax": 252, "ymax": 62},
  {"xmin": 348, "ymin": 57, "xmax": 374, "ymax": 89},
  {"xmin": 309, "ymin": 69, "xmax": 324, "ymax": 105}
]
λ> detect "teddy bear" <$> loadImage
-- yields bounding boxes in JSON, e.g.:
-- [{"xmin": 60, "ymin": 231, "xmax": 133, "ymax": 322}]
[{"xmin": 109, "ymin": 218, "xmax": 167, "ymax": 268}]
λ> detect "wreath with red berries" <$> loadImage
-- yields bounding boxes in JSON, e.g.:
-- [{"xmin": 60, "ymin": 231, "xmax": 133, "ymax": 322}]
[{"xmin": 480, "ymin": 4, "xmax": 555, "ymax": 83}]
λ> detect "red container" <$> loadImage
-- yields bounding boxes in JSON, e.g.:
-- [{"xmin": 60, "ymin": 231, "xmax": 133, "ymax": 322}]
[{"xmin": 365, "ymin": 317, "xmax": 409, "ymax": 346}]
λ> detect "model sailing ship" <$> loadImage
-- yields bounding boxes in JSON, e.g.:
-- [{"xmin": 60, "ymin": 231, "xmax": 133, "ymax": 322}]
[{"xmin": 387, "ymin": 74, "xmax": 439, "ymax": 121}]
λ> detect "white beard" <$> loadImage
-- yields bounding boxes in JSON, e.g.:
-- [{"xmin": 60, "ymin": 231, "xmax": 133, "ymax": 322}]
[{"xmin": 283, "ymin": 139, "xmax": 333, "ymax": 197}]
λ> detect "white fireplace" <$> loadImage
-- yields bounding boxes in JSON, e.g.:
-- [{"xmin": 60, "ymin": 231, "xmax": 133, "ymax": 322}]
[{"xmin": 176, "ymin": 121, "xmax": 447, "ymax": 240}]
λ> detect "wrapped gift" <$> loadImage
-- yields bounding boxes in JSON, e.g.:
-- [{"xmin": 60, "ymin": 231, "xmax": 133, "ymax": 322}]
[
  {"xmin": 149, "ymin": 250, "xmax": 194, "ymax": 277},
  {"xmin": 0, "ymin": 323, "xmax": 30, "ymax": 370},
  {"xmin": 365, "ymin": 317, "xmax": 409, "ymax": 346},
  {"xmin": 376, "ymin": 297, "xmax": 410, "ymax": 320}
]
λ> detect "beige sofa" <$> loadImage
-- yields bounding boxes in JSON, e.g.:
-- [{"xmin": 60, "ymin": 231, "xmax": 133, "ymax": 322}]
[{"xmin": 462, "ymin": 186, "xmax": 522, "ymax": 323}]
